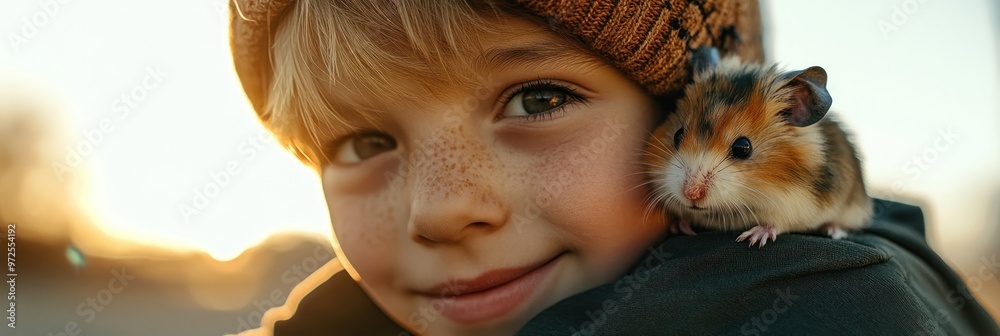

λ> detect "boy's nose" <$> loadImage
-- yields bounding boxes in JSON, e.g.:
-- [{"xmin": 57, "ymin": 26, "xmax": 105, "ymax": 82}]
[
  {"xmin": 405, "ymin": 138, "xmax": 509, "ymax": 244},
  {"xmin": 408, "ymin": 187, "xmax": 508, "ymax": 244}
]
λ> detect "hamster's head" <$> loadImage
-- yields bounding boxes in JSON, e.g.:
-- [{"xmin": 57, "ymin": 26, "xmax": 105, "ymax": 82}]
[{"xmin": 645, "ymin": 47, "xmax": 832, "ymax": 221}]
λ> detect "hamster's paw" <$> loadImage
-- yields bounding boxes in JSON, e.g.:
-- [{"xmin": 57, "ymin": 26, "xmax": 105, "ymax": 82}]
[
  {"xmin": 669, "ymin": 218, "xmax": 697, "ymax": 236},
  {"xmin": 736, "ymin": 225, "xmax": 779, "ymax": 248},
  {"xmin": 823, "ymin": 225, "xmax": 849, "ymax": 240}
]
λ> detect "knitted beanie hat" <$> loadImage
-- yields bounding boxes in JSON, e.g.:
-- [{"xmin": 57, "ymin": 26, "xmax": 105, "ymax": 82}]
[{"xmin": 229, "ymin": 0, "xmax": 764, "ymax": 117}]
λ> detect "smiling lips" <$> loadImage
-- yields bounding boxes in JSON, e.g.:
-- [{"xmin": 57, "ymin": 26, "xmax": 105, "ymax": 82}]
[{"xmin": 418, "ymin": 254, "xmax": 562, "ymax": 324}]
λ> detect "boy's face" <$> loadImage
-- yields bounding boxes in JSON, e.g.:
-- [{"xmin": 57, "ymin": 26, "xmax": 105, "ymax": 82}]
[{"xmin": 319, "ymin": 16, "xmax": 668, "ymax": 335}]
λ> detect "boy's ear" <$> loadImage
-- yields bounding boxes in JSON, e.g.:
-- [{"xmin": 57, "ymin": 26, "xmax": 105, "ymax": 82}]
[
  {"xmin": 690, "ymin": 46, "xmax": 720, "ymax": 74},
  {"xmin": 777, "ymin": 66, "xmax": 832, "ymax": 127}
]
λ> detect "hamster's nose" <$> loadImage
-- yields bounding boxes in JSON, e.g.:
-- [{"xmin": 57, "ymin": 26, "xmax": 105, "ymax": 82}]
[{"xmin": 683, "ymin": 179, "xmax": 706, "ymax": 201}]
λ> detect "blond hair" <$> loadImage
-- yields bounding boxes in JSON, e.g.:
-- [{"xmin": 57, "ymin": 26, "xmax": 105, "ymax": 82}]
[{"xmin": 265, "ymin": 0, "xmax": 524, "ymax": 167}]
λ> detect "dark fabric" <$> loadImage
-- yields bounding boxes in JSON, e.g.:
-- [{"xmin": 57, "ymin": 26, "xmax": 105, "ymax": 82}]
[
  {"xmin": 516, "ymin": 199, "xmax": 1000, "ymax": 336},
  {"xmin": 273, "ymin": 267, "xmax": 405, "ymax": 335},
  {"xmin": 270, "ymin": 200, "xmax": 999, "ymax": 335}
]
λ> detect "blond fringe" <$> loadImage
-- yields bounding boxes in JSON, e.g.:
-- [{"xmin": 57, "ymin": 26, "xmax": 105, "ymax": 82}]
[{"xmin": 265, "ymin": 0, "xmax": 511, "ymax": 167}]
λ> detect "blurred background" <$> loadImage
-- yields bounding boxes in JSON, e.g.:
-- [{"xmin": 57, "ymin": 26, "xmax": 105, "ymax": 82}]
[{"xmin": 0, "ymin": 0, "xmax": 997, "ymax": 335}]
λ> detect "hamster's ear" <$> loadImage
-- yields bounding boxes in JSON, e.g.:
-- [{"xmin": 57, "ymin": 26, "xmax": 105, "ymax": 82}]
[
  {"xmin": 691, "ymin": 46, "xmax": 720, "ymax": 74},
  {"xmin": 778, "ymin": 66, "xmax": 832, "ymax": 127}
]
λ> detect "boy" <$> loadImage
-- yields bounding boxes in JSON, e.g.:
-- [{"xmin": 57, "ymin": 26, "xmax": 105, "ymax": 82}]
[{"xmin": 229, "ymin": 0, "xmax": 999, "ymax": 335}]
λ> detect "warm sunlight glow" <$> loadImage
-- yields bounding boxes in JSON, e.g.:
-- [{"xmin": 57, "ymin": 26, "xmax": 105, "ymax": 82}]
[
  {"xmin": 1, "ymin": 0, "xmax": 996, "ymax": 261},
  {"xmin": 1, "ymin": 0, "xmax": 332, "ymax": 260}
]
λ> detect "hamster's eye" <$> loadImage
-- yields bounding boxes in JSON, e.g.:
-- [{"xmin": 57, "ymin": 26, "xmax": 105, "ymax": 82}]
[
  {"xmin": 673, "ymin": 127, "xmax": 685, "ymax": 148},
  {"xmin": 331, "ymin": 132, "xmax": 397, "ymax": 165},
  {"xmin": 730, "ymin": 137, "xmax": 752, "ymax": 159}
]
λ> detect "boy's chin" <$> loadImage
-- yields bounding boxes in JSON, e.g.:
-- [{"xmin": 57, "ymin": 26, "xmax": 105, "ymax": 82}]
[
  {"xmin": 408, "ymin": 312, "xmax": 535, "ymax": 336},
  {"xmin": 394, "ymin": 292, "xmax": 549, "ymax": 334},
  {"xmin": 371, "ymin": 288, "xmax": 536, "ymax": 335},
  {"xmin": 373, "ymin": 253, "xmax": 568, "ymax": 334}
]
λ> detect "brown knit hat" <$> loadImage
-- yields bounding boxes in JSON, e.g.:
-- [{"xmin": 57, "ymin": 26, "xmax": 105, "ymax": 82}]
[{"xmin": 229, "ymin": 0, "xmax": 764, "ymax": 117}]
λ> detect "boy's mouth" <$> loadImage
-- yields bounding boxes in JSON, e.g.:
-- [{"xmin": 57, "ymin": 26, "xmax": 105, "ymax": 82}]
[{"xmin": 415, "ymin": 252, "xmax": 565, "ymax": 324}]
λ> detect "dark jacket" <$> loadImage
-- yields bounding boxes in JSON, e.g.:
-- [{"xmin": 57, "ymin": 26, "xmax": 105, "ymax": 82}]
[{"xmin": 271, "ymin": 200, "xmax": 999, "ymax": 335}]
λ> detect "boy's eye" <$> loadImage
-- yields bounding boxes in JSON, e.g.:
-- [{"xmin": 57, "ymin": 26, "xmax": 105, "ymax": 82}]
[
  {"xmin": 500, "ymin": 81, "xmax": 581, "ymax": 120},
  {"xmin": 505, "ymin": 89, "xmax": 568, "ymax": 117},
  {"xmin": 332, "ymin": 132, "xmax": 397, "ymax": 164}
]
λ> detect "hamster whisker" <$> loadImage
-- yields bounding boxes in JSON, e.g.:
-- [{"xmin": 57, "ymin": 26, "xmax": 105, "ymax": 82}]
[
  {"xmin": 625, "ymin": 168, "xmax": 657, "ymax": 176},
  {"xmin": 640, "ymin": 198, "xmax": 657, "ymax": 226},
  {"xmin": 735, "ymin": 199, "xmax": 752, "ymax": 227},
  {"xmin": 642, "ymin": 141, "xmax": 674, "ymax": 158},
  {"xmin": 632, "ymin": 161, "xmax": 671, "ymax": 169},
  {"xmin": 721, "ymin": 198, "xmax": 740, "ymax": 228},
  {"xmin": 733, "ymin": 169, "xmax": 780, "ymax": 187},
  {"xmin": 717, "ymin": 160, "xmax": 737, "ymax": 173},
  {"xmin": 709, "ymin": 155, "xmax": 729, "ymax": 172},
  {"xmin": 648, "ymin": 133, "xmax": 673, "ymax": 155},
  {"xmin": 675, "ymin": 156, "xmax": 690, "ymax": 171},
  {"xmin": 717, "ymin": 201, "xmax": 732, "ymax": 229},
  {"xmin": 713, "ymin": 207, "xmax": 728, "ymax": 230},
  {"xmin": 642, "ymin": 189, "xmax": 671, "ymax": 225},
  {"xmin": 743, "ymin": 203, "xmax": 761, "ymax": 226},
  {"xmin": 725, "ymin": 199, "xmax": 745, "ymax": 230},
  {"xmin": 636, "ymin": 148, "xmax": 667, "ymax": 157},
  {"xmin": 640, "ymin": 183, "xmax": 666, "ymax": 205},
  {"xmin": 721, "ymin": 178, "xmax": 766, "ymax": 198},
  {"xmin": 725, "ymin": 179, "xmax": 782, "ymax": 213},
  {"xmin": 617, "ymin": 179, "xmax": 660, "ymax": 197}
]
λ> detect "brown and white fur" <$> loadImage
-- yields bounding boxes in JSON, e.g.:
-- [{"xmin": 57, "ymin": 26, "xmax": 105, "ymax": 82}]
[{"xmin": 643, "ymin": 47, "xmax": 872, "ymax": 247}]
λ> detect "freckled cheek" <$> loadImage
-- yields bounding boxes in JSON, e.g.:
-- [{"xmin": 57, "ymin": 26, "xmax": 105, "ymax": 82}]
[
  {"xmin": 533, "ymin": 116, "xmax": 661, "ymax": 244},
  {"xmin": 325, "ymin": 190, "xmax": 401, "ymax": 282},
  {"xmin": 529, "ymin": 115, "xmax": 665, "ymax": 284}
]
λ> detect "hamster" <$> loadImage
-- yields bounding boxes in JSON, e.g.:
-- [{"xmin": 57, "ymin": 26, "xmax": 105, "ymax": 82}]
[{"xmin": 643, "ymin": 47, "xmax": 872, "ymax": 248}]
